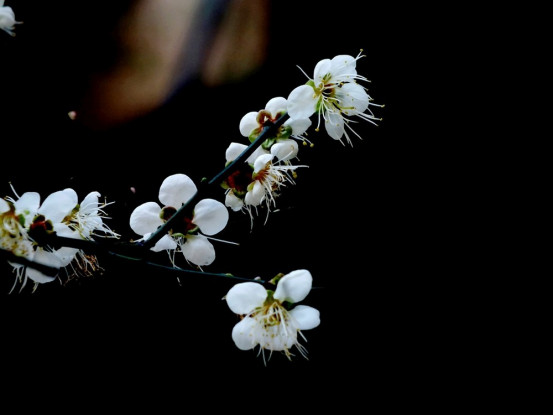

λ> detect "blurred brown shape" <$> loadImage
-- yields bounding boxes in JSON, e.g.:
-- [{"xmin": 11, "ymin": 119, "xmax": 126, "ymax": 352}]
[
  {"xmin": 76, "ymin": 0, "xmax": 269, "ymax": 130},
  {"xmin": 201, "ymin": 0, "xmax": 269, "ymax": 87}
]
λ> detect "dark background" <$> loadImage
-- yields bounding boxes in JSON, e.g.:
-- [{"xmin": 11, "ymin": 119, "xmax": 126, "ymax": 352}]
[{"xmin": 0, "ymin": 0, "xmax": 471, "ymax": 407}]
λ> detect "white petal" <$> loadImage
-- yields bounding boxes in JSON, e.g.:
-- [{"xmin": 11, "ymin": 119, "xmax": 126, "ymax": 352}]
[
  {"xmin": 231, "ymin": 317, "xmax": 258, "ymax": 350},
  {"xmin": 0, "ymin": 198, "xmax": 9, "ymax": 213},
  {"xmin": 80, "ymin": 191, "xmax": 101, "ymax": 215},
  {"xmin": 340, "ymin": 82, "xmax": 369, "ymax": 114},
  {"xmin": 225, "ymin": 142, "xmax": 248, "ymax": 162},
  {"xmin": 26, "ymin": 268, "xmax": 57, "ymax": 284},
  {"xmin": 26, "ymin": 250, "xmax": 61, "ymax": 283},
  {"xmin": 63, "ymin": 188, "xmax": 79, "ymax": 204},
  {"xmin": 38, "ymin": 189, "xmax": 78, "ymax": 223},
  {"xmin": 247, "ymin": 146, "xmax": 270, "ymax": 165},
  {"xmin": 192, "ymin": 199, "xmax": 228, "ymax": 235},
  {"xmin": 259, "ymin": 325, "xmax": 295, "ymax": 351},
  {"xmin": 274, "ymin": 269, "xmax": 313, "ymax": 303},
  {"xmin": 226, "ymin": 281, "xmax": 267, "ymax": 314},
  {"xmin": 226, "ymin": 142, "xmax": 268, "ymax": 165},
  {"xmin": 158, "ymin": 173, "xmax": 197, "ymax": 207},
  {"xmin": 329, "ymin": 54, "xmax": 357, "ymax": 80},
  {"xmin": 271, "ymin": 139, "xmax": 299, "ymax": 162},
  {"xmin": 285, "ymin": 117, "xmax": 311, "ymax": 136},
  {"xmin": 225, "ymin": 191, "xmax": 244, "ymax": 211},
  {"xmin": 290, "ymin": 305, "xmax": 320, "ymax": 330},
  {"xmin": 82, "ymin": 216, "xmax": 103, "ymax": 236},
  {"xmin": 287, "ymin": 85, "xmax": 317, "ymax": 119},
  {"xmin": 54, "ymin": 247, "xmax": 79, "ymax": 267},
  {"xmin": 51, "ymin": 223, "xmax": 79, "ymax": 266},
  {"xmin": 325, "ymin": 110, "xmax": 345, "ymax": 141},
  {"xmin": 14, "ymin": 192, "xmax": 40, "ymax": 217},
  {"xmin": 0, "ymin": 8, "xmax": 15, "ymax": 21},
  {"xmin": 181, "ymin": 234, "xmax": 215, "ymax": 266},
  {"xmin": 152, "ymin": 234, "xmax": 177, "ymax": 252},
  {"xmin": 265, "ymin": 97, "xmax": 287, "ymax": 117},
  {"xmin": 239, "ymin": 112, "xmax": 259, "ymax": 137},
  {"xmin": 0, "ymin": 7, "xmax": 15, "ymax": 31},
  {"xmin": 253, "ymin": 153, "xmax": 273, "ymax": 173},
  {"xmin": 244, "ymin": 181, "xmax": 264, "ymax": 206},
  {"xmin": 313, "ymin": 58, "xmax": 331, "ymax": 82},
  {"xmin": 129, "ymin": 202, "xmax": 162, "ymax": 236},
  {"xmin": 54, "ymin": 222, "xmax": 78, "ymax": 238}
]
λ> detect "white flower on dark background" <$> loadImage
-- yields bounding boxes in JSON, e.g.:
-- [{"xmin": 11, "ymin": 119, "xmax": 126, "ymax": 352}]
[
  {"xmin": 0, "ymin": 1, "xmax": 20, "ymax": 37},
  {"xmin": 130, "ymin": 173, "xmax": 229, "ymax": 267},
  {"xmin": 225, "ymin": 269, "xmax": 320, "ymax": 363},
  {"xmin": 287, "ymin": 51, "xmax": 381, "ymax": 145}
]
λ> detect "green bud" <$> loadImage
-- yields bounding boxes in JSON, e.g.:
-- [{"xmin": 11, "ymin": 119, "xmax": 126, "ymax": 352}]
[
  {"xmin": 278, "ymin": 125, "xmax": 292, "ymax": 139},
  {"xmin": 261, "ymin": 137, "xmax": 276, "ymax": 149},
  {"xmin": 268, "ymin": 272, "xmax": 285, "ymax": 285}
]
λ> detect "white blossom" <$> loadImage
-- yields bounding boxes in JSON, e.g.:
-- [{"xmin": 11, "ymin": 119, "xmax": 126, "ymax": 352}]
[
  {"xmin": 2, "ymin": 187, "xmax": 117, "ymax": 292},
  {"xmin": 225, "ymin": 269, "xmax": 320, "ymax": 363},
  {"xmin": 0, "ymin": 1, "xmax": 20, "ymax": 37},
  {"xmin": 239, "ymin": 96, "xmax": 311, "ymax": 145},
  {"xmin": 4, "ymin": 188, "xmax": 78, "ymax": 292},
  {"xmin": 1, "ymin": 192, "xmax": 38, "ymax": 260},
  {"xmin": 130, "ymin": 173, "xmax": 229, "ymax": 267},
  {"xmin": 68, "ymin": 191, "xmax": 120, "ymax": 239},
  {"xmin": 222, "ymin": 149, "xmax": 305, "ymax": 225},
  {"xmin": 287, "ymin": 51, "xmax": 381, "ymax": 145}
]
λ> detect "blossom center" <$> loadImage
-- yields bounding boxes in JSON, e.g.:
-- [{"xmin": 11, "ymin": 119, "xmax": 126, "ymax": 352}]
[
  {"xmin": 225, "ymin": 168, "xmax": 253, "ymax": 196},
  {"xmin": 253, "ymin": 163, "xmax": 270, "ymax": 183},
  {"xmin": 160, "ymin": 206, "xmax": 198, "ymax": 235},
  {"xmin": 254, "ymin": 298, "xmax": 291, "ymax": 329},
  {"xmin": 28, "ymin": 214, "xmax": 54, "ymax": 244}
]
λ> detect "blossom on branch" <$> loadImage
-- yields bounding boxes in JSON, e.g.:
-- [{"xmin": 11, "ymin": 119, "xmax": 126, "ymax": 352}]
[
  {"xmin": 6, "ymin": 188, "xmax": 79, "ymax": 291},
  {"xmin": 225, "ymin": 269, "xmax": 320, "ymax": 363},
  {"xmin": 68, "ymin": 191, "xmax": 120, "ymax": 240},
  {"xmin": 239, "ymin": 96, "xmax": 311, "ymax": 148},
  {"xmin": 0, "ymin": 192, "xmax": 38, "ymax": 259},
  {"xmin": 2, "ymin": 187, "xmax": 118, "ymax": 292},
  {"xmin": 222, "ymin": 148, "xmax": 306, "ymax": 224},
  {"xmin": 129, "ymin": 173, "xmax": 229, "ymax": 267},
  {"xmin": 287, "ymin": 51, "xmax": 382, "ymax": 145}
]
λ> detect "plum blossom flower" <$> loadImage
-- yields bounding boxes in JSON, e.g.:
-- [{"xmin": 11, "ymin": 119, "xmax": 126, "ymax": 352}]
[
  {"xmin": 67, "ymin": 191, "xmax": 120, "ymax": 240},
  {"xmin": 222, "ymin": 148, "xmax": 305, "ymax": 224},
  {"xmin": 225, "ymin": 269, "xmax": 320, "ymax": 363},
  {"xmin": 130, "ymin": 173, "xmax": 229, "ymax": 267},
  {"xmin": 239, "ymin": 96, "xmax": 312, "ymax": 149},
  {"xmin": 0, "ymin": 1, "xmax": 21, "ymax": 37},
  {"xmin": 244, "ymin": 153, "xmax": 299, "ymax": 208},
  {"xmin": 2, "ymin": 187, "xmax": 117, "ymax": 292},
  {"xmin": 1, "ymin": 192, "xmax": 38, "ymax": 260},
  {"xmin": 287, "ymin": 51, "xmax": 382, "ymax": 145},
  {"xmin": 53, "ymin": 191, "xmax": 120, "ymax": 280},
  {"xmin": 5, "ymin": 188, "xmax": 78, "ymax": 292}
]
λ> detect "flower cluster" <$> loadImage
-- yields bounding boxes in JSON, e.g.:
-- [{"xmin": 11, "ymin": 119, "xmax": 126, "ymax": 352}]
[
  {"xmin": 221, "ymin": 52, "xmax": 381, "ymax": 223},
  {"xmin": 2, "ymin": 6, "xmax": 380, "ymax": 363},
  {"xmin": 1, "ymin": 186, "xmax": 118, "ymax": 292},
  {"xmin": 221, "ymin": 97, "xmax": 308, "ymax": 223}
]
